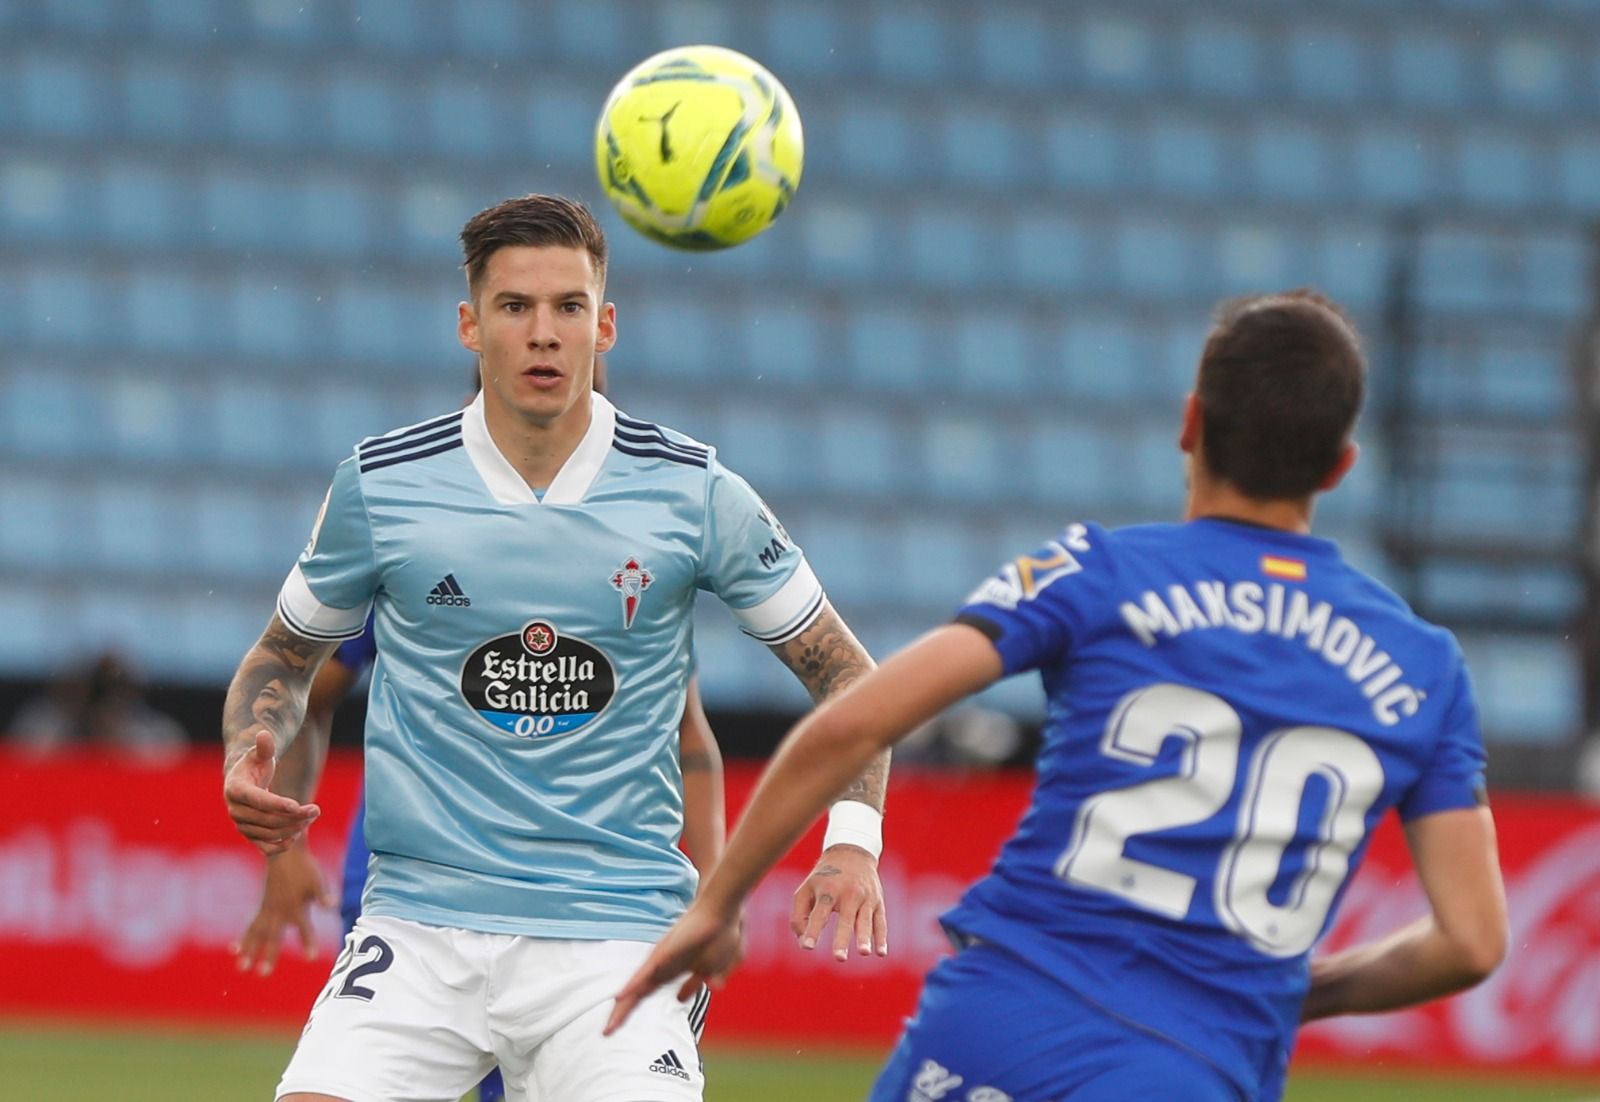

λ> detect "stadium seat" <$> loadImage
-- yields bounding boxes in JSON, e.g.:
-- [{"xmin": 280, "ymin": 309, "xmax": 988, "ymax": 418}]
[
  {"xmin": 1181, "ymin": 19, "xmax": 1262, "ymax": 100},
  {"xmin": 908, "ymin": 205, "xmax": 993, "ymax": 290},
  {"xmin": 1075, "ymin": 12, "xmax": 1158, "ymax": 94},
  {"xmin": 1028, "ymin": 418, "xmax": 1113, "ymax": 509},
  {"xmin": 1010, "ymin": 209, "xmax": 1095, "ymax": 292},
  {"xmin": 326, "ymin": 71, "xmax": 409, "ymax": 155},
  {"xmin": 348, "ymin": 0, "xmax": 431, "ymax": 55},
  {"xmin": 762, "ymin": 6, "xmax": 845, "ymax": 77},
  {"xmin": 99, "ymin": 160, "xmax": 186, "ymax": 247},
  {"xmin": 226, "ymin": 65, "xmax": 314, "ymax": 149},
  {"xmin": 919, "ymin": 413, "xmax": 1006, "ymax": 502},
  {"xmin": 846, "ymin": 303, "xmax": 928, "ymax": 393},
  {"xmin": 1146, "ymin": 119, "xmax": 1231, "ymax": 200},
  {"xmin": 1456, "ymin": 130, "xmax": 1541, "ymax": 211},
  {"xmin": 1, "ymin": 156, "xmax": 81, "ymax": 242},
  {"xmin": 20, "ymin": 53, "xmax": 101, "ymax": 139},
  {"xmin": 943, "ymin": 107, "xmax": 1019, "ymax": 189},
  {"xmin": 229, "ymin": 275, "xmax": 312, "ymax": 361},
  {"xmin": 1045, "ymin": 110, "xmax": 1125, "ymax": 194},
  {"xmin": 954, "ymin": 309, "xmax": 1037, "ymax": 398},
  {"xmin": 125, "ymin": 266, "xmax": 209, "ymax": 356},
  {"xmin": 836, "ymin": 102, "xmax": 924, "ymax": 186},
  {"xmin": 706, "ymin": 402, "xmax": 801, "ymax": 495},
  {"xmin": 1113, "ymin": 218, "xmax": 1193, "ymax": 298},
  {"xmin": 144, "ymin": 0, "xmax": 236, "ymax": 45},
  {"xmin": 427, "ymin": 77, "xmax": 500, "ymax": 159},
  {"xmin": 739, "ymin": 301, "xmax": 821, "ymax": 388},
  {"xmin": 1288, "ymin": 24, "xmax": 1368, "ymax": 106},
  {"xmin": 1490, "ymin": 34, "xmax": 1570, "ymax": 113},
  {"xmin": 869, "ymin": 6, "xmax": 946, "ymax": 85},
  {"xmin": 1057, "ymin": 313, "xmax": 1144, "ymax": 400},
  {"xmin": 1250, "ymin": 122, "xmax": 1339, "ymax": 203},
  {"xmin": 816, "ymin": 408, "xmax": 904, "ymax": 498},
  {"xmin": 1353, "ymin": 125, "xmax": 1438, "ymax": 207},
  {"xmin": 1558, "ymin": 137, "xmax": 1600, "ymax": 211},
  {"xmin": 1390, "ymin": 31, "xmax": 1473, "ymax": 111},
  {"xmin": 976, "ymin": 9, "xmax": 1053, "ymax": 90}
]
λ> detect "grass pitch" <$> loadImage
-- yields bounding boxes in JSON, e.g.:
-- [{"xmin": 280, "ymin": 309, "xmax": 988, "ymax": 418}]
[{"xmin": 2, "ymin": 1022, "xmax": 1594, "ymax": 1100}]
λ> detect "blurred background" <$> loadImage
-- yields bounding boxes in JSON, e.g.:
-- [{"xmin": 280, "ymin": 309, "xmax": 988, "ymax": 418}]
[{"xmin": 2, "ymin": 0, "xmax": 1599, "ymax": 1099}]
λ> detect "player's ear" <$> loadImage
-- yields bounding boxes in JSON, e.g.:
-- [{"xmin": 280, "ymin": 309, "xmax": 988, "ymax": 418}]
[
  {"xmin": 596, "ymin": 301, "xmax": 617, "ymax": 355},
  {"xmin": 458, "ymin": 301, "xmax": 481, "ymax": 354},
  {"xmin": 1319, "ymin": 441, "xmax": 1359, "ymax": 491},
  {"xmin": 1178, "ymin": 393, "xmax": 1201, "ymax": 455}
]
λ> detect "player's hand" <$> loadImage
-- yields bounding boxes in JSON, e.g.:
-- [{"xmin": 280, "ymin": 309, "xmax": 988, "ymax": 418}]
[
  {"xmin": 234, "ymin": 837, "xmax": 335, "ymax": 976},
  {"xmin": 791, "ymin": 844, "xmax": 889, "ymax": 961},
  {"xmin": 223, "ymin": 729, "xmax": 319, "ymax": 855},
  {"xmin": 605, "ymin": 903, "xmax": 744, "ymax": 1037}
]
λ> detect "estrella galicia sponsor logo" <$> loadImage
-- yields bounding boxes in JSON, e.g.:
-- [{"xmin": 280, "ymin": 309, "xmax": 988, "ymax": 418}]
[{"xmin": 460, "ymin": 620, "xmax": 616, "ymax": 738}]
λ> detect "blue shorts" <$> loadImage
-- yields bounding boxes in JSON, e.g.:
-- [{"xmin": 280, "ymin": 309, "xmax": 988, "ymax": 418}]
[
  {"xmin": 339, "ymin": 786, "xmax": 368, "ymax": 936},
  {"xmin": 868, "ymin": 943, "xmax": 1242, "ymax": 1102}
]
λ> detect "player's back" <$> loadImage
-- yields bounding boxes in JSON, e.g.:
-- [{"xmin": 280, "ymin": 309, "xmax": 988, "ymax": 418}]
[{"xmin": 948, "ymin": 518, "xmax": 1485, "ymax": 1099}]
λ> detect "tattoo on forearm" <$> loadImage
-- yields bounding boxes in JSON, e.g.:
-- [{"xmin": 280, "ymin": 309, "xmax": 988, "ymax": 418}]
[
  {"xmin": 771, "ymin": 604, "xmax": 875, "ymax": 703},
  {"xmin": 222, "ymin": 614, "xmax": 335, "ymax": 770},
  {"xmin": 771, "ymin": 602, "xmax": 890, "ymax": 813}
]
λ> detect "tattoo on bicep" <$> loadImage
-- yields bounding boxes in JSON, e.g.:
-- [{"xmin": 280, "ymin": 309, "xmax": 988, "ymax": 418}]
[
  {"xmin": 679, "ymin": 750, "xmax": 715, "ymax": 773},
  {"xmin": 769, "ymin": 604, "xmax": 875, "ymax": 703},
  {"xmin": 222, "ymin": 614, "xmax": 336, "ymax": 764}
]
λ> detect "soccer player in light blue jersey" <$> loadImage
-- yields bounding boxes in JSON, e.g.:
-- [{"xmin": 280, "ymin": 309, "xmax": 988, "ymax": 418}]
[
  {"xmin": 221, "ymin": 195, "xmax": 890, "ymax": 1102},
  {"xmin": 611, "ymin": 290, "xmax": 1510, "ymax": 1101}
]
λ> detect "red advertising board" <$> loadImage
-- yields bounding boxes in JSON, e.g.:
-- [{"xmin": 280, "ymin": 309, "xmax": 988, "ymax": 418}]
[{"xmin": 1, "ymin": 746, "xmax": 1597, "ymax": 1074}]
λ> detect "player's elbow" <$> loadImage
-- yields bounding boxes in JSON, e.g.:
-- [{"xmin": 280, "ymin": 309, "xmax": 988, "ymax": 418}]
[{"xmin": 1447, "ymin": 912, "xmax": 1508, "ymax": 987}]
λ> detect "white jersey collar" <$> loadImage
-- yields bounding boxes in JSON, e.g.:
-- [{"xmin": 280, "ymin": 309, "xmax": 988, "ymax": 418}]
[{"xmin": 462, "ymin": 390, "xmax": 616, "ymax": 506}]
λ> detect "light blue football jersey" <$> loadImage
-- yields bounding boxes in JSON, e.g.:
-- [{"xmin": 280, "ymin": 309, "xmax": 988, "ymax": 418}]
[
  {"xmin": 945, "ymin": 519, "xmax": 1486, "ymax": 1101},
  {"xmin": 277, "ymin": 392, "xmax": 823, "ymax": 941}
]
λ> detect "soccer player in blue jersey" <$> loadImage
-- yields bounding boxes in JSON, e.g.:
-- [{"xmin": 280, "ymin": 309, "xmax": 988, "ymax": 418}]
[
  {"xmin": 220, "ymin": 194, "xmax": 890, "ymax": 1102},
  {"xmin": 610, "ymin": 290, "xmax": 1510, "ymax": 1101}
]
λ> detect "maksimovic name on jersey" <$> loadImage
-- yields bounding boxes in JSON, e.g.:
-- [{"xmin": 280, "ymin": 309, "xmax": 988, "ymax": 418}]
[{"xmin": 1119, "ymin": 580, "xmax": 1426, "ymax": 727}]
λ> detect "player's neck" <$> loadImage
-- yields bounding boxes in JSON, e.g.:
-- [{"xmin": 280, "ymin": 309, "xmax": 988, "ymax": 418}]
[
  {"xmin": 482, "ymin": 391, "xmax": 593, "ymax": 491},
  {"xmin": 1185, "ymin": 476, "xmax": 1315, "ymax": 535}
]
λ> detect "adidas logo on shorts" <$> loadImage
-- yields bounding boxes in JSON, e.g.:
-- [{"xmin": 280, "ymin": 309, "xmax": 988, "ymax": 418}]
[
  {"xmin": 426, "ymin": 573, "xmax": 471, "ymax": 607},
  {"xmin": 648, "ymin": 1049, "xmax": 690, "ymax": 1081}
]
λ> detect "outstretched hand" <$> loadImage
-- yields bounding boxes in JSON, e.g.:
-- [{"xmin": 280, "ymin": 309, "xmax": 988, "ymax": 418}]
[
  {"xmin": 791, "ymin": 844, "xmax": 889, "ymax": 961},
  {"xmin": 605, "ymin": 904, "xmax": 744, "ymax": 1037},
  {"xmin": 223, "ymin": 730, "xmax": 319, "ymax": 855},
  {"xmin": 235, "ymin": 838, "xmax": 335, "ymax": 975}
]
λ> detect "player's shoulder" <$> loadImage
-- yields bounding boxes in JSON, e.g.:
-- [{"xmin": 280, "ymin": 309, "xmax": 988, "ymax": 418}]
[
  {"xmin": 350, "ymin": 407, "xmax": 468, "ymax": 475},
  {"xmin": 1338, "ymin": 559, "xmax": 1465, "ymax": 666},
  {"xmin": 610, "ymin": 406, "xmax": 713, "ymax": 472}
]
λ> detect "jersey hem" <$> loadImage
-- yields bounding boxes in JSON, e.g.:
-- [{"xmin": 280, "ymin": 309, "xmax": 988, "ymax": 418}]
[{"xmin": 361, "ymin": 900, "xmax": 671, "ymax": 942}]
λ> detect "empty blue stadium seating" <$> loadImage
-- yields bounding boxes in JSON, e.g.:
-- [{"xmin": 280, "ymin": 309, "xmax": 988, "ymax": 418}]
[
  {"xmin": 4, "ymin": 1, "xmax": 1591, "ymax": 744},
  {"xmin": 1182, "ymin": 19, "xmax": 1262, "ymax": 100}
]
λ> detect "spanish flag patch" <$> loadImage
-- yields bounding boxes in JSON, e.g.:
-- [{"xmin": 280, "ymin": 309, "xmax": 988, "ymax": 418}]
[{"xmin": 1261, "ymin": 555, "xmax": 1307, "ymax": 581}]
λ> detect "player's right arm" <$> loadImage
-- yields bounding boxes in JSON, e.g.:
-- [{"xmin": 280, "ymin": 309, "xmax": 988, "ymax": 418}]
[
  {"xmin": 224, "ymin": 453, "xmax": 378, "ymax": 856},
  {"xmin": 1300, "ymin": 805, "xmax": 1507, "ymax": 1021},
  {"xmin": 1302, "ymin": 657, "xmax": 1508, "ymax": 1020},
  {"xmin": 234, "ymin": 651, "xmax": 363, "ymax": 974},
  {"xmin": 221, "ymin": 614, "xmax": 340, "ymax": 855}
]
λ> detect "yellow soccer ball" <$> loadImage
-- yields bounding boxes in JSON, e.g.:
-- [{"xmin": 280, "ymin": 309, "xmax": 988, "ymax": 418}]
[{"xmin": 595, "ymin": 45, "xmax": 803, "ymax": 251}]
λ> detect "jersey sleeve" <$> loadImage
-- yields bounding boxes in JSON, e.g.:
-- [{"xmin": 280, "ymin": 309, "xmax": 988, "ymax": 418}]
[
  {"xmin": 276, "ymin": 455, "xmax": 379, "ymax": 642},
  {"xmin": 333, "ymin": 612, "xmax": 378, "ymax": 673},
  {"xmin": 698, "ymin": 457, "xmax": 824, "ymax": 645},
  {"xmin": 1397, "ymin": 651, "xmax": 1489, "ymax": 821},
  {"xmin": 953, "ymin": 523, "xmax": 1104, "ymax": 676}
]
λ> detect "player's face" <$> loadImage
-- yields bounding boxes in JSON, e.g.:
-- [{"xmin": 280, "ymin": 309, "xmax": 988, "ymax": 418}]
[{"xmin": 458, "ymin": 245, "xmax": 617, "ymax": 428}]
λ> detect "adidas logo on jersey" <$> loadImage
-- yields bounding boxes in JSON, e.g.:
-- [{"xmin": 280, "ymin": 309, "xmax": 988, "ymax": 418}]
[
  {"xmin": 648, "ymin": 1050, "xmax": 690, "ymax": 1080},
  {"xmin": 426, "ymin": 574, "xmax": 471, "ymax": 607}
]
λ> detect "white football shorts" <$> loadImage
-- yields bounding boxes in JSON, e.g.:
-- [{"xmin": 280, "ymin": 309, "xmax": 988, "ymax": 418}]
[{"xmin": 277, "ymin": 914, "xmax": 709, "ymax": 1102}]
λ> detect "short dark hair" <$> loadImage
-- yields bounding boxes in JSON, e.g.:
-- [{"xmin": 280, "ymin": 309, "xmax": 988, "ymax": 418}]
[
  {"xmin": 459, "ymin": 194, "xmax": 608, "ymax": 297},
  {"xmin": 1195, "ymin": 289, "xmax": 1366, "ymax": 500}
]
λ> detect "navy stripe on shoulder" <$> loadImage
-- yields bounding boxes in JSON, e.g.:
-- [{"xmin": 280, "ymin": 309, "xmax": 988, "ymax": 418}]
[
  {"xmin": 614, "ymin": 426, "xmax": 708, "ymax": 463},
  {"xmin": 359, "ymin": 423, "xmax": 462, "ymax": 462},
  {"xmin": 360, "ymin": 438, "xmax": 465, "ymax": 473},
  {"xmin": 614, "ymin": 416, "xmax": 709, "ymax": 457},
  {"xmin": 359, "ymin": 410, "xmax": 465, "ymax": 454},
  {"xmin": 612, "ymin": 440, "xmax": 709, "ymax": 469}
]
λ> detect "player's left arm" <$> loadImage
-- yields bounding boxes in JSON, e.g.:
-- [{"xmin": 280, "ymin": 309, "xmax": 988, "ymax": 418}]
[
  {"xmin": 678, "ymin": 674, "xmax": 726, "ymax": 881},
  {"xmin": 1301, "ymin": 805, "xmax": 1507, "ymax": 1021},
  {"xmin": 766, "ymin": 600, "xmax": 894, "ymax": 960}
]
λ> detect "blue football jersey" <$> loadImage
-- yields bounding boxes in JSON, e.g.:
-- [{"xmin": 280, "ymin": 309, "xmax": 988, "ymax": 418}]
[
  {"xmin": 947, "ymin": 518, "xmax": 1486, "ymax": 1100},
  {"xmin": 278, "ymin": 392, "xmax": 822, "ymax": 941}
]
